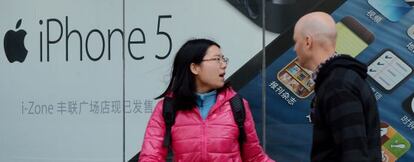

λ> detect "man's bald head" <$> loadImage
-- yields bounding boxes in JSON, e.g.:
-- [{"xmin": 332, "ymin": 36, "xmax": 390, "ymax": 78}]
[
  {"xmin": 294, "ymin": 12, "xmax": 337, "ymax": 47},
  {"xmin": 293, "ymin": 12, "xmax": 337, "ymax": 71}
]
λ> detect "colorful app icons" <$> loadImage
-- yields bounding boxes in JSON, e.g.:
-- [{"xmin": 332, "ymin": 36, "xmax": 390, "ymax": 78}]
[
  {"xmin": 367, "ymin": 50, "xmax": 412, "ymax": 91},
  {"xmin": 403, "ymin": 93, "xmax": 414, "ymax": 116},
  {"xmin": 408, "ymin": 24, "xmax": 414, "ymax": 40},
  {"xmin": 335, "ymin": 16, "xmax": 374, "ymax": 57},
  {"xmin": 277, "ymin": 58, "xmax": 315, "ymax": 98},
  {"xmin": 381, "ymin": 122, "xmax": 411, "ymax": 162},
  {"xmin": 368, "ymin": 0, "xmax": 412, "ymax": 22}
]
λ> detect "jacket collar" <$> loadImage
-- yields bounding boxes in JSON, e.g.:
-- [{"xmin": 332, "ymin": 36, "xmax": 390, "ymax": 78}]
[
  {"xmin": 314, "ymin": 54, "xmax": 367, "ymax": 92},
  {"xmin": 208, "ymin": 86, "xmax": 237, "ymax": 114}
]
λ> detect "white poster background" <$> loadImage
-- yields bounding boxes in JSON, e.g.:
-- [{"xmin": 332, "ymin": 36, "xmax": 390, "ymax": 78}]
[
  {"xmin": 0, "ymin": 0, "xmax": 124, "ymax": 162},
  {"xmin": 0, "ymin": 0, "xmax": 277, "ymax": 161}
]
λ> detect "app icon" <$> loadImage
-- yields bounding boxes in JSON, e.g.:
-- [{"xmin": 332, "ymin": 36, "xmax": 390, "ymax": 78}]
[
  {"xmin": 367, "ymin": 50, "xmax": 412, "ymax": 91},
  {"xmin": 380, "ymin": 122, "xmax": 411, "ymax": 162},
  {"xmin": 335, "ymin": 16, "xmax": 374, "ymax": 57},
  {"xmin": 368, "ymin": 0, "xmax": 411, "ymax": 22},
  {"xmin": 277, "ymin": 58, "xmax": 314, "ymax": 98},
  {"xmin": 408, "ymin": 24, "xmax": 414, "ymax": 40},
  {"xmin": 403, "ymin": 93, "xmax": 414, "ymax": 116}
]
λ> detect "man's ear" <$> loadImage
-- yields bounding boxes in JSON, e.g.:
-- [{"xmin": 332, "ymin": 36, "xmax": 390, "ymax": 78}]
[
  {"xmin": 190, "ymin": 63, "xmax": 199, "ymax": 75},
  {"xmin": 305, "ymin": 35, "xmax": 312, "ymax": 49}
]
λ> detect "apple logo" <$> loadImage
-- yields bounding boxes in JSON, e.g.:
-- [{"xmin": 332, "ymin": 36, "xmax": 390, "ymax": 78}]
[{"xmin": 3, "ymin": 19, "xmax": 28, "ymax": 63}]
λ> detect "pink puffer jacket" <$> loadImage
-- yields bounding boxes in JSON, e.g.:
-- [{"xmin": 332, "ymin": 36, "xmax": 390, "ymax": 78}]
[{"xmin": 139, "ymin": 87, "xmax": 274, "ymax": 162}]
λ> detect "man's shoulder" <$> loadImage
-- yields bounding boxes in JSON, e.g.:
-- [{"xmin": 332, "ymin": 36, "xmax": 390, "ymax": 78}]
[{"xmin": 316, "ymin": 69, "xmax": 366, "ymax": 100}]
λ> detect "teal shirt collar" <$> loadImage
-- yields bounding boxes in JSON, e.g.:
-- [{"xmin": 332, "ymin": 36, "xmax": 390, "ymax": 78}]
[{"xmin": 196, "ymin": 90, "xmax": 217, "ymax": 120}]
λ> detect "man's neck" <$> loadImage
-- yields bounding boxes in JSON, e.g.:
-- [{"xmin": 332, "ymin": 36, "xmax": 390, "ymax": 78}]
[
  {"xmin": 312, "ymin": 48, "xmax": 336, "ymax": 71},
  {"xmin": 312, "ymin": 53, "xmax": 339, "ymax": 81}
]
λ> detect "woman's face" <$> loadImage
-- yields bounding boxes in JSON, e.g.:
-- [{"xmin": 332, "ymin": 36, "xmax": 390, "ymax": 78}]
[{"xmin": 191, "ymin": 45, "xmax": 228, "ymax": 93}]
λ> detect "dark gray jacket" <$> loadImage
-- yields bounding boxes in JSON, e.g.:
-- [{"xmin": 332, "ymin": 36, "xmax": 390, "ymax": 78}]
[{"xmin": 310, "ymin": 55, "xmax": 381, "ymax": 162}]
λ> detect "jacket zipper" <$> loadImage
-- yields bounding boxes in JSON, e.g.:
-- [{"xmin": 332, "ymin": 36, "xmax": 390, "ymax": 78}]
[
  {"xmin": 196, "ymin": 95, "xmax": 229, "ymax": 162},
  {"xmin": 202, "ymin": 122, "xmax": 206, "ymax": 162},
  {"xmin": 195, "ymin": 107, "xmax": 207, "ymax": 162}
]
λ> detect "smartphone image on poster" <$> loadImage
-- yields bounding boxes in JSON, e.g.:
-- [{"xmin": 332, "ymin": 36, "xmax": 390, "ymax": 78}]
[{"xmin": 225, "ymin": 0, "xmax": 414, "ymax": 161}]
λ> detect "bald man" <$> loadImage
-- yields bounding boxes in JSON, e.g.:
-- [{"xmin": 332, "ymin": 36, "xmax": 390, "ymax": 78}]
[{"xmin": 293, "ymin": 12, "xmax": 381, "ymax": 162}]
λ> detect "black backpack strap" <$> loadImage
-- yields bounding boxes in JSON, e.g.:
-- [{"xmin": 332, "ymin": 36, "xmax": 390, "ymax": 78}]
[
  {"xmin": 128, "ymin": 151, "xmax": 140, "ymax": 162},
  {"xmin": 162, "ymin": 97, "xmax": 175, "ymax": 148},
  {"xmin": 230, "ymin": 94, "xmax": 246, "ymax": 147}
]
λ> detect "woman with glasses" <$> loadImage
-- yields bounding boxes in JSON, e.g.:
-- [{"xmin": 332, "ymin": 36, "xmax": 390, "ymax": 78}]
[{"xmin": 138, "ymin": 38, "xmax": 274, "ymax": 161}]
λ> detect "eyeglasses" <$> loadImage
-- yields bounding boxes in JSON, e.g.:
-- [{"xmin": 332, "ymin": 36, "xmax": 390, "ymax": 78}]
[{"xmin": 202, "ymin": 56, "xmax": 229, "ymax": 64}]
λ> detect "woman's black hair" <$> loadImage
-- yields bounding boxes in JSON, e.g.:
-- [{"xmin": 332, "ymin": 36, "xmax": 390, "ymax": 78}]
[{"xmin": 156, "ymin": 38, "xmax": 221, "ymax": 110}]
